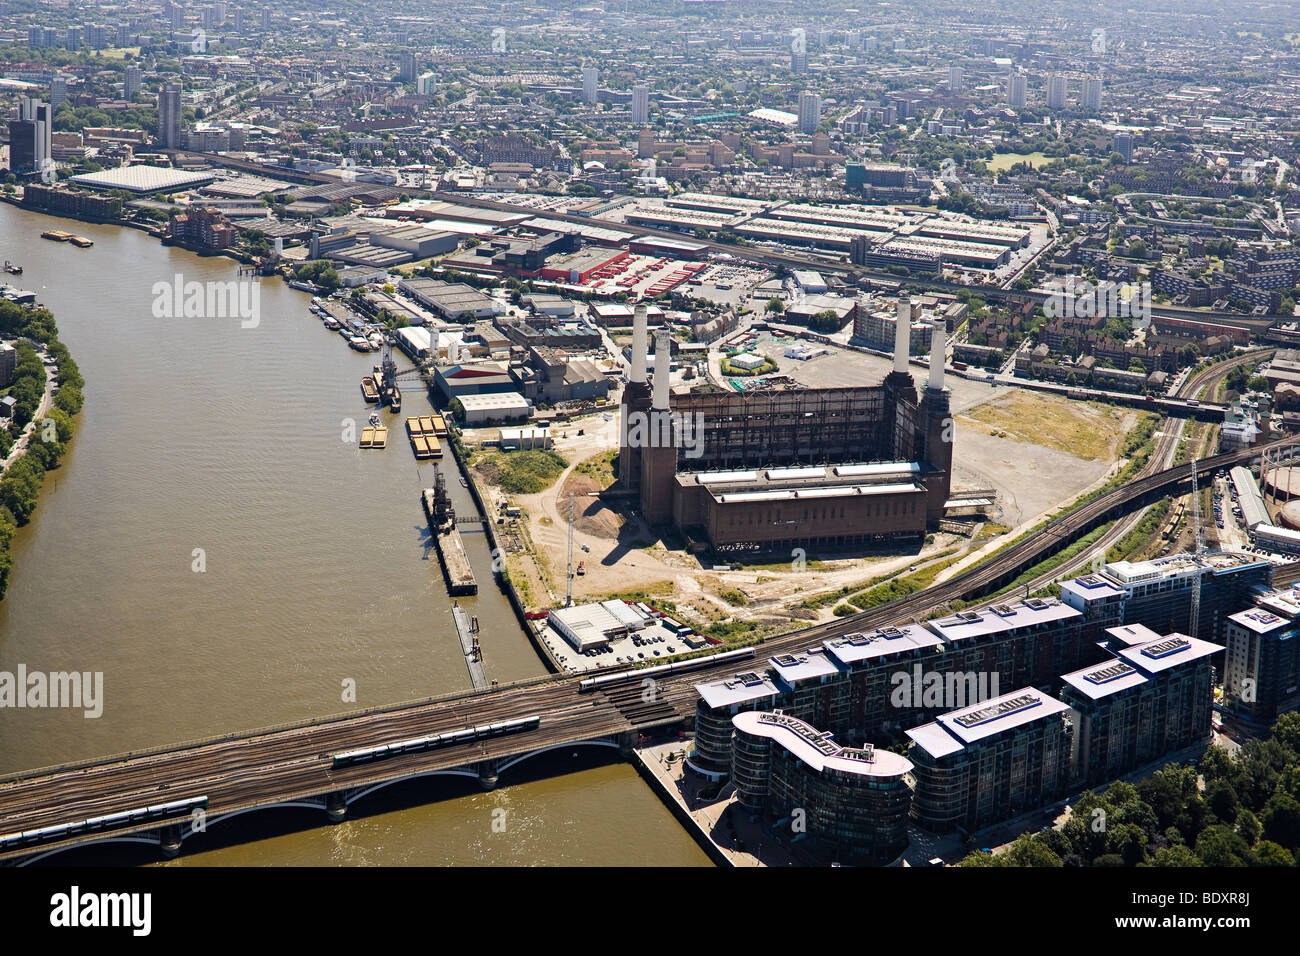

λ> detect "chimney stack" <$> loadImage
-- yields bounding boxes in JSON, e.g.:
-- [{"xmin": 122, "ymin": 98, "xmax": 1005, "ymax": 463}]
[
  {"xmin": 928, "ymin": 323, "xmax": 946, "ymax": 391},
  {"xmin": 630, "ymin": 302, "xmax": 649, "ymax": 384},
  {"xmin": 652, "ymin": 328, "xmax": 672, "ymax": 410},
  {"xmin": 893, "ymin": 295, "xmax": 911, "ymax": 373}
]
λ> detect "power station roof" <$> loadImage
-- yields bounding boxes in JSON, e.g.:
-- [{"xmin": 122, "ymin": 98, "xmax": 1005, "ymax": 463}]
[{"xmin": 713, "ymin": 482, "xmax": 924, "ymax": 504}]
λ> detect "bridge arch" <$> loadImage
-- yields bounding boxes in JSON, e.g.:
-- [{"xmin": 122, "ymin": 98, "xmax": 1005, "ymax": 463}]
[
  {"xmin": 494, "ymin": 738, "xmax": 621, "ymax": 776},
  {"xmin": 17, "ymin": 835, "xmax": 159, "ymax": 867},
  {"xmin": 199, "ymin": 800, "xmax": 328, "ymax": 835},
  {"xmin": 344, "ymin": 768, "xmax": 481, "ymax": 807}
]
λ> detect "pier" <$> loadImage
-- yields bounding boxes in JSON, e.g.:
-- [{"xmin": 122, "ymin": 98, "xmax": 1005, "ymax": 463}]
[
  {"xmin": 421, "ymin": 469, "xmax": 477, "ymax": 596},
  {"xmin": 451, "ymin": 603, "xmax": 488, "ymax": 690}
]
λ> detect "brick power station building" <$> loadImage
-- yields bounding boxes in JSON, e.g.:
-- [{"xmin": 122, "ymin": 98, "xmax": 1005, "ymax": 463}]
[{"xmin": 617, "ymin": 297, "xmax": 954, "ymax": 550}]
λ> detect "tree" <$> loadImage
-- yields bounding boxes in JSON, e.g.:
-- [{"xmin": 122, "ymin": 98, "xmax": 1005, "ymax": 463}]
[
  {"xmin": 1205, "ymin": 779, "xmax": 1241, "ymax": 823},
  {"xmin": 1261, "ymin": 792, "xmax": 1300, "ymax": 848},
  {"xmin": 1254, "ymin": 841, "xmax": 1295, "ymax": 866},
  {"xmin": 765, "ymin": 298, "xmax": 785, "ymax": 315},
  {"xmin": 1247, "ymin": 375, "xmax": 1272, "ymax": 393},
  {"xmin": 1235, "ymin": 809, "xmax": 1262, "ymax": 846},
  {"xmin": 0, "ymin": 456, "xmax": 45, "ymax": 523},
  {"xmin": 1000, "ymin": 833, "xmax": 1062, "ymax": 867},
  {"xmin": 1151, "ymin": 844, "xmax": 1201, "ymax": 866},
  {"xmin": 1194, "ymin": 825, "xmax": 1253, "ymax": 866}
]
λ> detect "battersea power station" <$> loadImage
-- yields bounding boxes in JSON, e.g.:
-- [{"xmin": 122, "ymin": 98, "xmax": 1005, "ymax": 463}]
[{"xmin": 618, "ymin": 297, "xmax": 954, "ymax": 550}]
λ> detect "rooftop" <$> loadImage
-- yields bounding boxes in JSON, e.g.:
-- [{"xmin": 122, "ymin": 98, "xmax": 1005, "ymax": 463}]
[
  {"xmin": 767, "ymin": 649, "xmax": 842, "ymax": 687},
  {"xmin": 696, "ymin": 670, "xmax": 783, "ymax": 709},
  {"xmin": 1117, "ymin": 633, "xmax": 1224, "ymax": 675},
  {"xmin": 907, "ymin": 687, "xmax": 1071, "ymax": 758},
  {"xmin": 1060, "ymin": 658, "xmax": 1150, "ymax": 701},
  {"xmin": 70, "ymin": 164, "xmax": 215, "ymax": 194},
  {"xmin": 822, "ymin": 623, "xmax": 945, "ymax": 665},
  {"xmin": 732, "ymin": 710, "xmax": 913, "ymax": 778},
  {"xmin": 927, "ymin": 598, "xmax": 1080, "ymax": 643}
]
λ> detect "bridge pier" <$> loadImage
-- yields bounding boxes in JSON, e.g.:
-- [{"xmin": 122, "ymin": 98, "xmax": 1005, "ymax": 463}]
[
  {"xmin": 618, "ymin": 731, "xmax": 638, "ymax": 759},
  {"xmin": 159, "ymin": 824, "xmax": 182, "ymax": 860},
  {"xmin": 326, "ymin": 791, "xmax": 347, "ymax": 823},
  {"xmin": 477, "ymin": 762, "xmax": 499, "ymax": 791}
]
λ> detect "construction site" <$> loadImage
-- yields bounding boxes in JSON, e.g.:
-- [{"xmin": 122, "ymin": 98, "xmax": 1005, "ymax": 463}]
[{"xmin": 461, "ymin": 298, "xmax": 1158, "ymax": 646}]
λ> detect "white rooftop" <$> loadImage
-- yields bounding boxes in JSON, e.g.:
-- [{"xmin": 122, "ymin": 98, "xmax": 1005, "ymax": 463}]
[
  {"xmin": 907, "ymin": 687, "xmax": 1070, "ymax": 758},
  {"xmin": 70, "ymin": 164, "xmax": 214, "ymax": 193},
  {"xmin": 767, "ymin": 649, "xmax": 842, "ymax": 687},
  {"xmin": 1105, "ymin": 623, "xmax": 1163, "ymax": 647},
  {"xmin": 733, "ymin": 710, "xmax": 913, "ymax": 778},
  {"xmin": 823, "ymin": 623, "xmax": 945, "ymax": 665},
  {"xmin": 1061, "ymin": 658, "xmax": 1150, "ymax": 701},
  {"xmin": 695, "ymin": 671, "xmax": 782, "ymax": 709},
  {"xmin": 927, "ymin": 598, "xmax": 1080, "ymax": 643},
  {"xmin": 1118, "ymin": 633, "xmax": 1224, "ymax": 676}
]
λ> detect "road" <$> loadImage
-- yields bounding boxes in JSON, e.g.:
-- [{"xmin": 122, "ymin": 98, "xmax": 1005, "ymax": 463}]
[{"xmin": 0, "ymin": 355, "xmax": 55, "ymax": 475}]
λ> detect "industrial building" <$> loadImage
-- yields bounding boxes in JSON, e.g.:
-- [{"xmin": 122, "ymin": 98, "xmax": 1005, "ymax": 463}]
[
  {"xmin": 398, "ymin": 278, "xmax": 498, "ymax": 321},
  {"xmin": 69, "ymin": 164, "xmax": 215, "ymax": 194},
  {"xmin": 619, "ymin": 297, "xmax": 955, "ymax": 550},
  {"xmin": 731, "ymin": 710, "xmax": 914, "ymax": 865},
  {"xmin": 454, "ymin": 392, "xmax": 532, "ymax": 426}
]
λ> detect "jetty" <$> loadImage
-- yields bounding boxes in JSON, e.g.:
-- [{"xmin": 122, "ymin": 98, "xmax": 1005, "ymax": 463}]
[
  {"xmin": 421, "ymin": 467, "xmax": 477, "ymax": 596},
  {"xmin": 450, "ymin": 603, "xmax": 488, "ymax": 690}
]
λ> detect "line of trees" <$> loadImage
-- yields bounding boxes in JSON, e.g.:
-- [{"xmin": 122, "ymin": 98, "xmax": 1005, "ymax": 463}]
[
  {"xmin": 0, "ymin": 300, "xmax": 83, "ymax": 598},
  {"xmin": 961, "ymin": 713, "xmax": 1300, "ymax": 867}
]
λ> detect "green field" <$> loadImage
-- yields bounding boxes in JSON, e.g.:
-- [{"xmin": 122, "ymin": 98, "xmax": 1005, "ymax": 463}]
[{"xmin": 988, "ymin": 151, "xmax": 1050, "ymax": 172}]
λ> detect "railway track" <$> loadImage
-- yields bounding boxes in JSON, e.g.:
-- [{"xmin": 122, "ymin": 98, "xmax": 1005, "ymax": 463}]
[{"xmin": 1014, "ymin": 348, "xmax": 1270, "ymax": 594}]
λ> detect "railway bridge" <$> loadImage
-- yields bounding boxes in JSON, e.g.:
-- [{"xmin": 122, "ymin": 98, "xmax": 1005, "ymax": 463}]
[{"xmin": 4, "ymin": 438, "xmax": 1300, "ymax": 864}]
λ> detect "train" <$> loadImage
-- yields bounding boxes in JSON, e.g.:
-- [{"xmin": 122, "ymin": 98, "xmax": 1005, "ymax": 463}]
[
  {"xmin": 0, "ymin": 795, "xmax": 209, "ymax": 851},
  {"xmin": 578, "ymin": 646, "xmax": 757, "ymax": 692},
  {"xmin": 331, "ymin": 715, "xmax": 542, "ymax": 769}
]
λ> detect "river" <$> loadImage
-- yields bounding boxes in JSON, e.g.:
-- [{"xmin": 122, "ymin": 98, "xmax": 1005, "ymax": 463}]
[{"xmin": 0, "ymin": 202, "xmax": 710, "ymax": 866}]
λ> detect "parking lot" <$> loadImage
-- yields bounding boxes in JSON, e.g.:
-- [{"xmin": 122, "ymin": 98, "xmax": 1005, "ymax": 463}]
[
  {"xmin": 684, "ymin": 262, "xmax": 771, "ymax": 309},
  {"xmin": 534, "ymin": 615, "xmax": 709, "ymax": 674}
]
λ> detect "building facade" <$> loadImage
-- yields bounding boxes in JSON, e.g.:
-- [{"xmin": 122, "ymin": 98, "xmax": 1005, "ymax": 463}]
[{"xmin": 732, "ymin": 710, "xmax": 914, "ymax": 865}]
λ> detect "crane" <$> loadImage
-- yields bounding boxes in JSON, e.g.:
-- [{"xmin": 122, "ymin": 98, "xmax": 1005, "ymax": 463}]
[
  {"xmin": 373, "ymin": 336, "xmax": 428, "ymax": 413},
  {"xmin": 1189, "ymin": 462, "xmax": 1206, "ymax": 639}
]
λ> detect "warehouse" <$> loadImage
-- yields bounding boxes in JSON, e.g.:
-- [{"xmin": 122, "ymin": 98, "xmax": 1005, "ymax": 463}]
[
  {"xmin": 455, "ymin": 392, "xmax": 533, "ymax": 426},
  {"xmin": 398, "ymin": 278, "xmax": 498, "ymax": 321},
  {"xmin": 434, "ymin": 361, "xmax": 515, "ymax": 399},
  {"xmin": 369, "ymin": 224, "xmax": 461, "ymax": 259},
  {"xmin": 70, "ymin": 164, "xmax": 214, "ymax": 194}
]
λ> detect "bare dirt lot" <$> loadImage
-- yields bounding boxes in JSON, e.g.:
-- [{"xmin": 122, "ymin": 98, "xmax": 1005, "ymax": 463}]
[{"xmin": 467, "ymin": 355, "xmax": 1139, "ymax": 633}]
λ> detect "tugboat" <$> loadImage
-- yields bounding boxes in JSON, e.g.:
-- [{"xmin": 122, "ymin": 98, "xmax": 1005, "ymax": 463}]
[
  {"xmin": 2, "ymin": 261, "xmax": 21, "ymax": 275},
  {"xmin": 368, "ymin": 412, "xmax": 382, "ymax": 428}
]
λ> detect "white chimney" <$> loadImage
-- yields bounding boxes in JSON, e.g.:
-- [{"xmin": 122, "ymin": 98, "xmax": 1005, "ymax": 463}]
[
  {"xmin": 929, "ymin": 323, "xmax": 946, "ymax": 390},
  {"xmin": 630, "ymin": 302, "xmax": 649, "ymax": 384},
  {"xmin": 893, "ymin": 295, "xmax": 911, "ymax": 373},
  {"xmin": 652, "ymin": 328, "xmax": 671, "ymax": 410}
]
